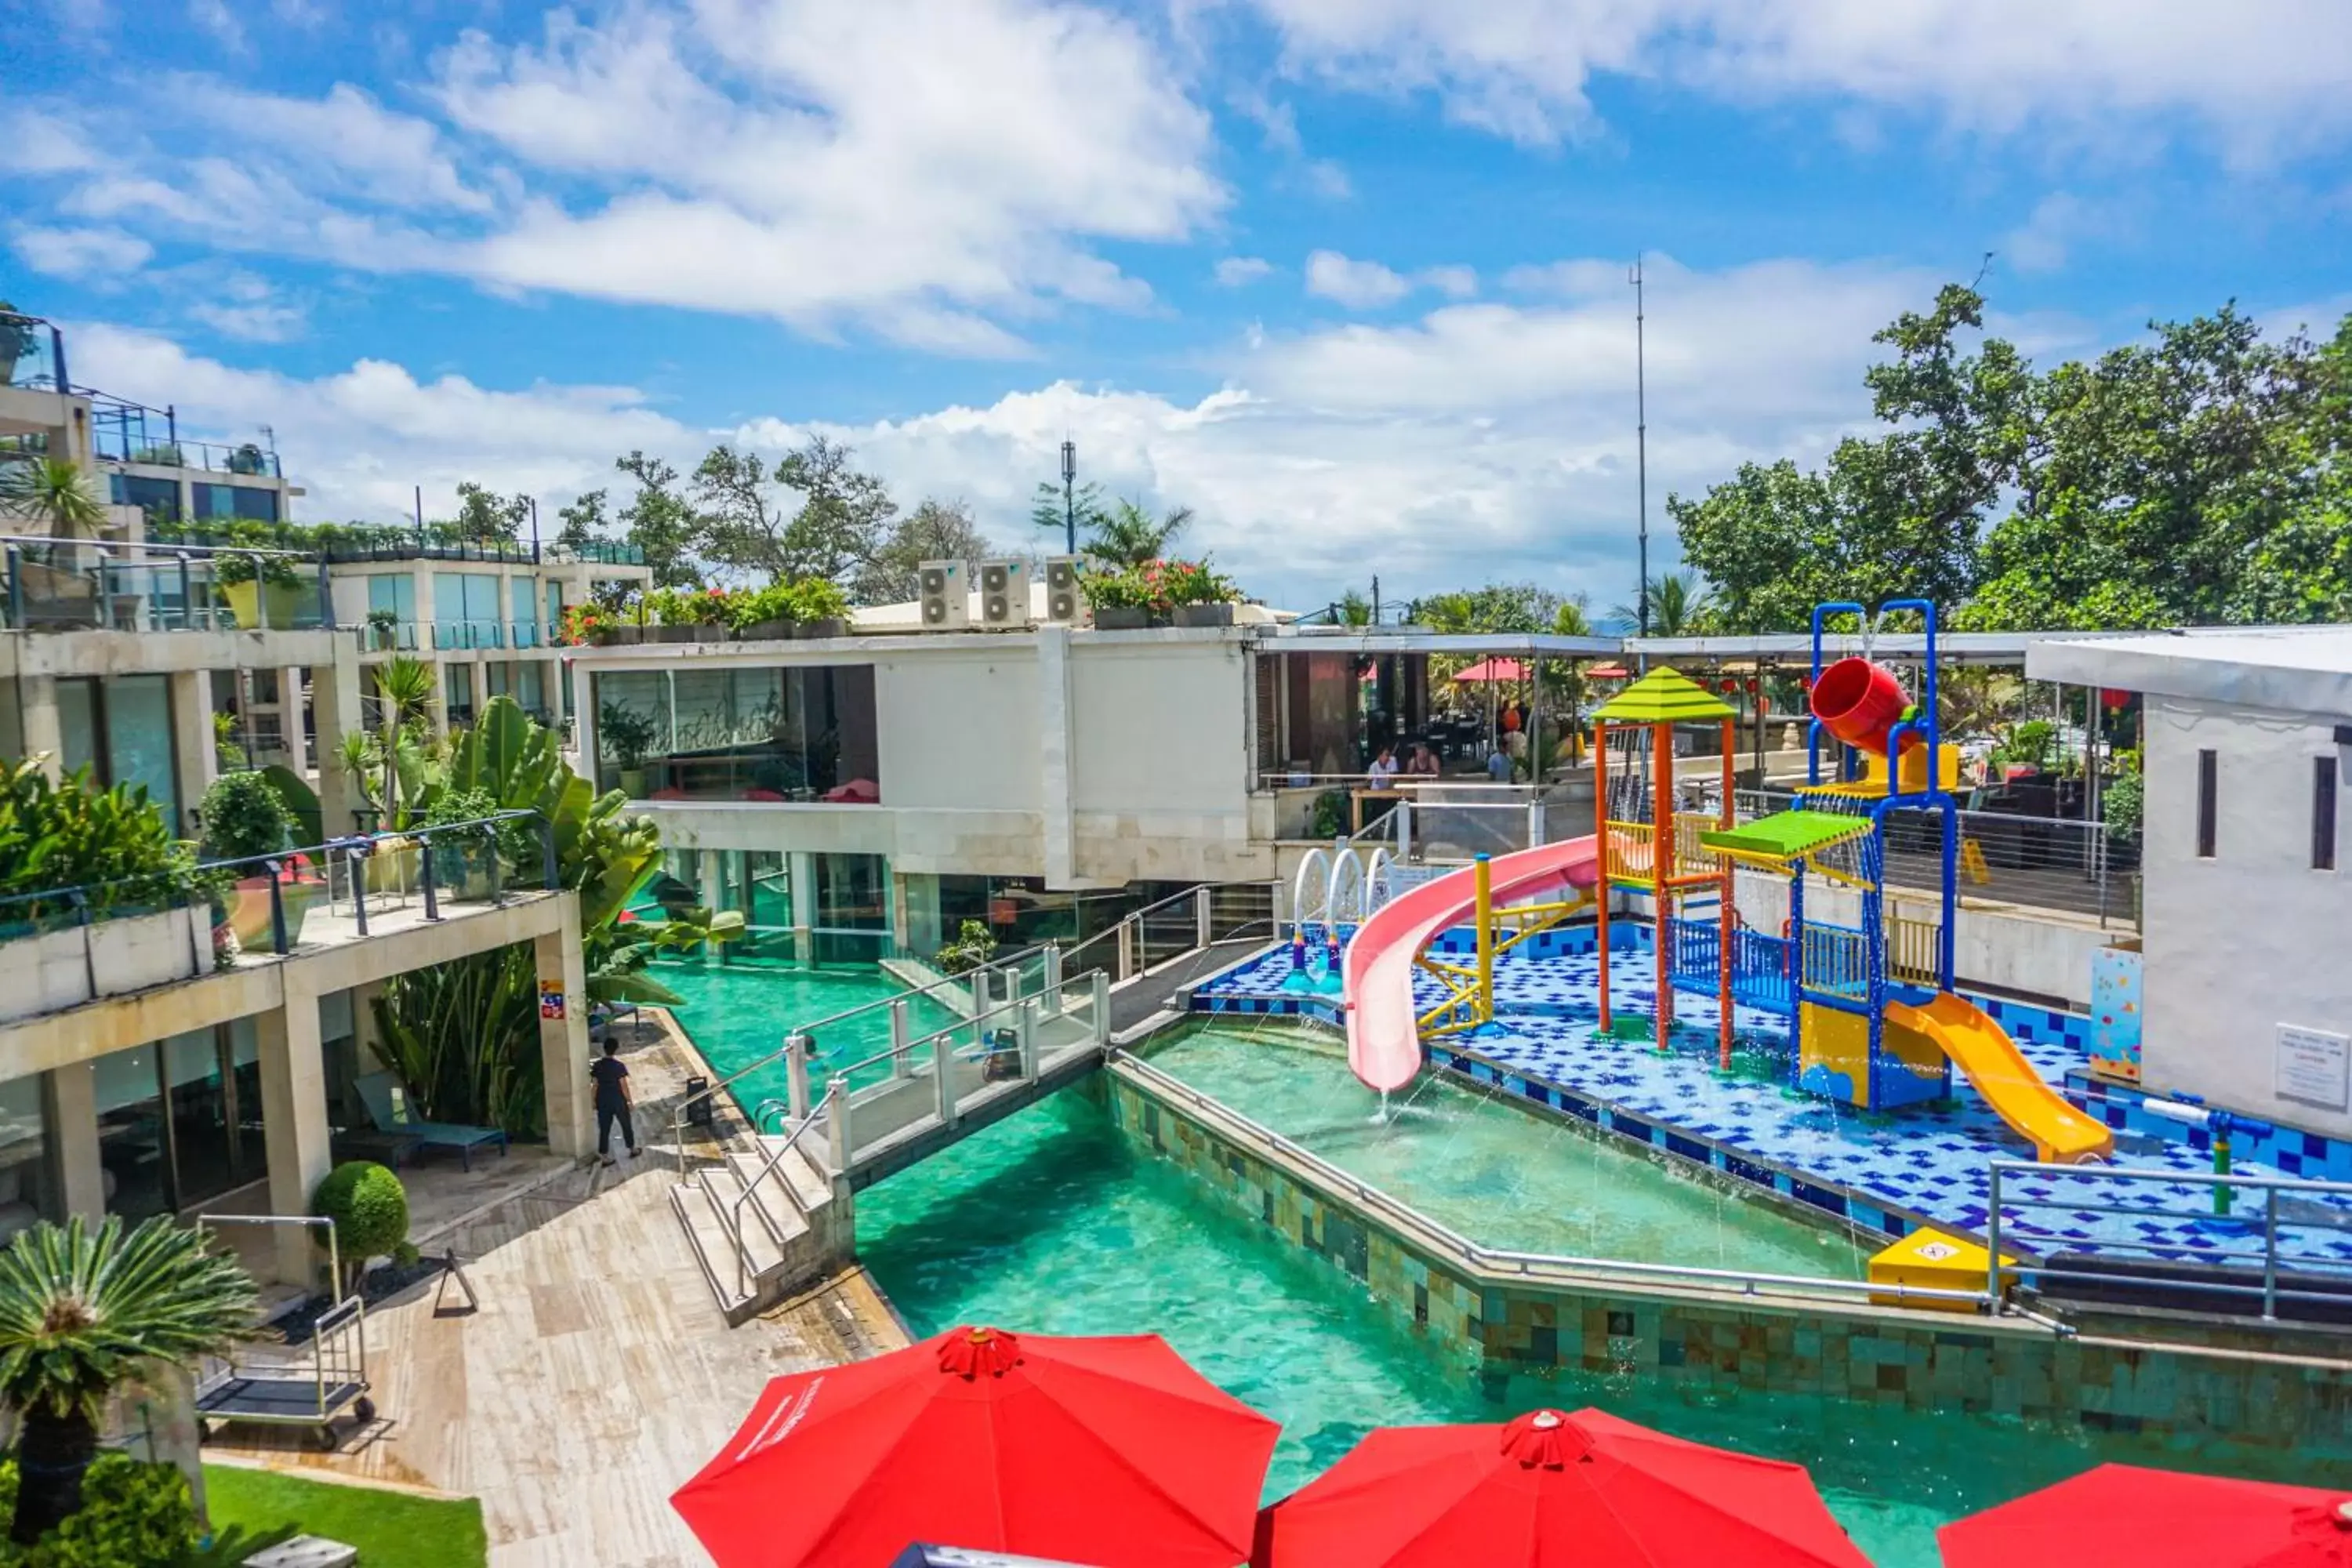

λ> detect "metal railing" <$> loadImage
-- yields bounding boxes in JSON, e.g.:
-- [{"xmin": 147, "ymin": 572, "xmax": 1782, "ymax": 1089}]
[
  {"xmin": 1986, "ymin": 1160, "xmax": 2352, "ymax": 1322},
  {"xmin": 1737, "ymin": 787, "xmax": 2140, "ymax": 927},
  {"xmin": 1112, "ymin": 1052, "xmax": 1989, "ymax": 1311},
  {"xmin": 1058, "ymin": 882, "xmax": 1278, "ymax": 984},
  {"xmin": 713, "ymin": 1079, "xmax": 837, "ymax": 1301},
  {"xmin": 0, "ymin": 535, "xmax": 332, "ymax": 633}
]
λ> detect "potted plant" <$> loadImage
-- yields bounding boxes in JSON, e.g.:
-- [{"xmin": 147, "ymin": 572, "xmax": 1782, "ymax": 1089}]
[
  {"xmin": 365, "ymin": 606, "xmax": 401, "ymax": 651},
  {"xmin": 1080, "ymin": 562, "xmax": 1161, "ymax": 630},
  {"xmin": 227, "ymin": 442, "xmax": 268, "ymax": 476},
  {"xmin": 647, "ymin": 586, "xmax": 729, "ymax": 642},
  {"xmin": 600, "ymin": 702, "xmax": 657, "ymax": 797},
  {"xmin": 421, "ymin": 787, "xmax": 503, "ymax": 899},
  {"xmin": 197, "ymin": 770, "xmax": 307, "ymax": 949},
  {"xmin": 724, "ymin": 581, "xmax": 798, "ymax": 641},
  {"xmin": 1162, "ymin": 558, "xmax": 1240, "ymax": 627},
  {"xmin": 786, "ymin": 577, "xmax": 851, "ymax": 639},
  {"xmin": 214, "ymin": 552, "xmax": 312, "ymax": 630}
]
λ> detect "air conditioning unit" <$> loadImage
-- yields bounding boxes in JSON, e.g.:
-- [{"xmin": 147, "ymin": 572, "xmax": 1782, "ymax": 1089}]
[
  {"xmin": 918, "ymin": 560, "xmax": 968, "ymax": 630},
  {"xmin": 975, "ymin": 559, "xmax": 1029, "ymax": 628},
  {"xmin": 1043, "ymin": 556, "xmax": 1087, "ymax": 623}
]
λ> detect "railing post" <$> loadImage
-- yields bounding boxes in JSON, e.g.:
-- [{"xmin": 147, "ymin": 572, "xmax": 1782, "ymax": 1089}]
[
  {"xmin": 1527, "ymin": 798, "xmax": 1544, "ymax": 849},
  {"xmin": 1986, "ymin": 1163, "xmax": 2004, "ymax": 1312},
  {"xmin": 1395, "ymin": 798, "xmax": 1412, "ymax": 858},
  {"xmin": 540, "ymin": 815, "xmax": 557, "ymax": 890},
  {"xmin": 785, "ymin": 1033, "xmax": 812, "ymax": 1123},
  {"xmin": 2263, "ymin": 1185, "xmax": 2280, "ymax": 1321},
  {"xmin": 1018, "ymin": 998, "xmax": 1040, "ymax": 1080},
  {"xmin": 267, "ymin": 858, "xmax": 289, "ymax": 954},
  {"xmin": 486, "ymin": 824, "xmax": 503, "ymax": 906},
  {"xmin": 1196, "ymin": 885, "xmax": 1212, "ymax": 949},
  {"xmin": 419, "ymin": 830, "xmax": 441, "ymax": 920},
  {"xmin": 1116, "ymin": 919, "xmax": 1134, "ymax": 982},
  {"xmin": 315, "ymin": 558, "xmax": 332, "ymax": 628},
  {"xmin": 1043, "ymin": 944, "xmax": 1064, "ymax": 1018},
  {"xmin": 826, "ymin": 1074, "xmax": 850, "ymax": 1171},
  {"xmin": 1091, "ymin": 968, "xmax": 1110, "ymax": 1047},
  {"xmin": 175, "ymin": 552, "xmax": 194, "ymax": 630},
  {"xmin": 350, "ymin": 845, "xmax": 369, "ymax": 937},
  {"xmin": 934, "ymin": 1036, "xmax": 957, "ymax": 1129},
  {"xmin": 250, "ymin": 555, "xmax": 269, "ymax": 626},
  {"xmin": 5, "ymin": 546, "xmax": 21, "ymax": 629},
  {"xmin": 890, "ymin": 999, "xmax": 911, "ymax": 1078}
]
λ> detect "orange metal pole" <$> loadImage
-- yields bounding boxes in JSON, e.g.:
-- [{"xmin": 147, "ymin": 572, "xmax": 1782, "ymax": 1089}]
[
  {"xmin": 1718, "ymin": 715, "xmax": 1735, "ymax": 1070},
  {"xmin": 1653, "ymin": 719, "xmax": 1673, "ymax": 1054},
  {"xmin": 1594, "ymin": 719, "xmax": 1611, "ymax": 1034}
]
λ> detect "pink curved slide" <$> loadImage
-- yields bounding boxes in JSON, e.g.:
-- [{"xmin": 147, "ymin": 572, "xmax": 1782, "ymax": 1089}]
[{"xmin": 1342, "ymin": 837, "xmax": 1603, "ymax": 1092}]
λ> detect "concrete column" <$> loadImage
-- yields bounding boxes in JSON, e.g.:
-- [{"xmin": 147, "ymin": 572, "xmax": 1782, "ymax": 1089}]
[
  {"xmin": 277, "ymin": 666, "xmax": 309, "ymax": 775},
  {"xmin": 537, "ymin": 895, "xmax": 593, "ymax": 1159},
  {"xmin": 42, "ymin": 1066, "xmax": 103, "ymax": 1224},
  {"xmin": 1037, "ymin": 626, "xmax": 1076, "ymax": 887},
  {"xmin": 411, "ymin": 565, "xmax": 435, "ymax": 656},
  {"xmin": 256, "ymin": 989, "xmax": 332, "ymax": 1286},
  {"xmin": 789, "ymin": 851, "xmax": 817, "ymax": 965},
  {"xmin": 167, "ymin": 669, "xmax": 216, "ymax": 815},
  {"xmin": 19, "ymin": 674, "xmax": 63, "ymax": 782},
  {"xmin": 311, "ymin": 641, "xmax": 366, "ymax": 833},
  {"xmin": 427, "ymin": 659, "xmax": 452, "ymax": 739},
  {"xmin": 466, "ymin": 658, "xmax": 489, "ymax": 724}
]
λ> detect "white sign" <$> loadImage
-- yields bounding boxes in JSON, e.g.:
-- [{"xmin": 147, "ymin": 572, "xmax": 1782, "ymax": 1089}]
[{"xmin": 2276, "ymin": 1025, "xmax": 2351, "ymax": 1110}]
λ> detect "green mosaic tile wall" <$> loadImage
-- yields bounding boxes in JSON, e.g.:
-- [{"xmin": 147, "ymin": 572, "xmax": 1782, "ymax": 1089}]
[{"xmin": 1098, "ymin": 1071, "xmax": 2352, "ymax": 1457}]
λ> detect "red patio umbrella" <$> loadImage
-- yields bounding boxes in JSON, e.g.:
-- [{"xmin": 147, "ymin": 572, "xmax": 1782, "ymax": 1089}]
[
  {"xmin": 674, "ymin": 1325, "xmax": 1279, "ymax": 1568},
  {"xmin": 1252, "ymin": 1407, "xmax": 1869, "ymax": 1568},
  {"xmin": 1450, "ymin": 657, "xmax": 1527, "ymax": 683},
  {"xmin": 1940, "ymin": 1463, "xmax": 2352, "ymax": 1567}
]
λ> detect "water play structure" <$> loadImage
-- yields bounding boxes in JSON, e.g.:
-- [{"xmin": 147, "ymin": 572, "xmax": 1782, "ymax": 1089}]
[{"xmin": 1341, "ymin": 597, "xmax": 2111, "ymax": 1165}]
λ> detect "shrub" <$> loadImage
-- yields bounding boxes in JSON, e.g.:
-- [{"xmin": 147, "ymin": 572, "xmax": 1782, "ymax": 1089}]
[
  {"xmin": 935, "ymin": 919, "xmax": 997, "ymax": 975},
  {"xmin": 0, "ymin": 761, "xmax": 212, "ymax": 924},
  {"xmin": 724, "ymin": 577, "xmax": 851, "ymax": 631},
  {"xmin": 197, "ymin": 771, "xmax": 295, "ymax": 863},
  {"xmin": 644, "ymin": 586, "xmax": 734, "ymax": 627},
  {"xmin": 312, "ymin": 1162, "xmax": 409, "ymax": 1291},
  {"xmin": 0, "ymin": 1453, "xmax": 198, "ymax": 1566},
  {"xmin": 1155, "ymin": 557, "xmax": 1236, "ymax": 607}
]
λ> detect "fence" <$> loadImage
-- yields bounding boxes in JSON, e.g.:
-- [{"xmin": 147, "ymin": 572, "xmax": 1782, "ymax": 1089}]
[
  {"xmin": 1059, "ymin": 881, "xmax": 1279, "ymax": 983},
  {"xmin": 1737, "ymin": 788, "xmax": 2140, "ymax": 927}
]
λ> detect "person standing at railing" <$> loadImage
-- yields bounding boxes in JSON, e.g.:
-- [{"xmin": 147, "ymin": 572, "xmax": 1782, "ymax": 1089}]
[{"xmin": 591, "ymin": 1038, "xmax": 638, "ymax": 1166}]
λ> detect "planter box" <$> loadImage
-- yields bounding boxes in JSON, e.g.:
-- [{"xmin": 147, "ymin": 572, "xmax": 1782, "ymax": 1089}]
[
  {"xmin": 221, "ymin": 579, "xmax": 314, "ymax": 631},
  {"xmin": 652, "ymin": 623, "xmax": 726, "ymax": 644},
  {"xmin": 1173, "ymin": 603, "xmax": 1236, "ymax": 628},
  {"xmin": 612, "ymin": 625, "xmax": 645, "ymax": 645},
  {"xmin": 739, "ymin": 618, "xmax": 794, "ymax": 641},
  {"xmin": 793, "ymin": 618, "xmax": 848, "ymax": 641},
  {"xmin": 1092, "ymin": 606, "xmax": 1151, "ymax": 630},
  {"xmin": 223, "ymin": 874, "xmax": 324, "ymax": 951},
  {"xmin": 0, "ymin": 907, "xmax": 207, "ymax": 1025}
]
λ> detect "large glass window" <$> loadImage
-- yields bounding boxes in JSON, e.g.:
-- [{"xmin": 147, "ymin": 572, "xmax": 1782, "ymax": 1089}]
[
  {"xmin": 367, "ymin": 574, "xmax": 416, "ymax": 620},
  {"xmin": 592, "ymin": 666, "xmax": 880, "ymax": 802},
  {"xmin": 515, "ymin": 661, "xmax": 546, "ymax": 719},
  {"xmin": 445, "ymin": 662, "xmax": 476, "ymax": 726},
  {"xmin": 53, "ymin": 678, "xmax": 99, "ymax": 779},
  {"xmin": 0, "ymin": 1076, "xmax": 59, "ymax": 1239},
  {"xmin": 814, "ymin": 852, "xmax": 889, "ymax": 963},
  {"xmin": 103, "ymin": 675, "xmax": 179, "ymax": 829},
  {"xmin": 433, "ymin": 572, "xmax": 503, "ymax": 649},
  {"xmin": 191, "ymin": 483, "xmax": 279, "ymax": 522},
  {"xmin": 109, "ymin": 473, "xmax": 181, "ymax": 520},
  {"xmin": 96, "ymin": 1026, "xmax": 265, "ymax": 1222}
]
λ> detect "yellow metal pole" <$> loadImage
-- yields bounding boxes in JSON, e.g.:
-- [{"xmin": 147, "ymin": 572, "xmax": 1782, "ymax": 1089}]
[{"xmin": 1474, "ymin": 852, "xmax": 1494, "ymax": 1027}]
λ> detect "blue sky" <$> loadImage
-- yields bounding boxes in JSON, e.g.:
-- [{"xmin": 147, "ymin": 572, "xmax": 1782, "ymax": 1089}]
[{"xmin": 7, "ymin": 0, "xmax": 2351, "ymax": 611}]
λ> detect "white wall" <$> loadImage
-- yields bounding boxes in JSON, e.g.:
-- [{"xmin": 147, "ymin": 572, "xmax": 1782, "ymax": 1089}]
[
  {"xmin": 874, "ymin": 644, "xmax": 1043, "ymax": 812},
  {"xmin": 2140, "ymin": 694, "xmax": 2352, "ymax": 1137}
]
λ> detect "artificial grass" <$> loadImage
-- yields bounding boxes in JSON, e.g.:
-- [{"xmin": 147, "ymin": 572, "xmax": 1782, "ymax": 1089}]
[{"xmin": 191, "ymin": 1465, "xmax": 487, "ymax": 1568}]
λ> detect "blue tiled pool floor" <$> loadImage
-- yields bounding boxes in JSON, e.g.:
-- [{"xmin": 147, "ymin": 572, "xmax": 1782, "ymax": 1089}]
[{"xmin": 1198, "ymin": 940, "xmax": 2352, "ymax": 1272}]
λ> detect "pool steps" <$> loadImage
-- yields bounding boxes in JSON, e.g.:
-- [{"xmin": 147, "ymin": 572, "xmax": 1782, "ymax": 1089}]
[{"xmin": 669, "ymin": 1141, "xmax": 837, "ymax": 1325}]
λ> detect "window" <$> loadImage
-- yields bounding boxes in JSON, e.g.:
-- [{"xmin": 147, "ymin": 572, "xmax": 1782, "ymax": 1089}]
[
  {"xmin": 109, "ymin": 473, "xmax": 180, "ymax": 520},
  {"xmin": 590, "ymin": 666, "xmax": 880, "ymax": 802},
  {"xmin": 433, "ymin": 572, "xmax": 502, "ymax": 649},
  {"xmin": 367, "ymin": 574, "xmax": 415, "ymax": 619},
  {"xmin": 2195, "ymin": 749, "xmax": 2218, "ymax": 858},
  {"xmin": 191, "ymin": 482, "xmax": 278, "ymax": 522},
  {"xmin": 2318, "ymin": 757, "xmax": 2340, "ymax": 873}
]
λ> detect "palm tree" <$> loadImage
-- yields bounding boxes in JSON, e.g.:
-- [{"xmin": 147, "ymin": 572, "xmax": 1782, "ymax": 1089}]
[
  {"xmin": 0, "ymin": 1216, "xmax": 256, "ymax": 1541},
  {"xmin": 372, "ymin": 655, "xmax": 439, "ymax": 820},
  {"xmin": 1337, "ymin": 588, "xmax": 1374, "ymax": 626},
  {"xmin": 1613, "ymin": 571, "xmax": 1710, "ymax": 637},
  {"xmin": 1084, "ymin": 498, "xmax": 1193, "ymax": 567},
  {"xmin": 0, "ymin": 459, "xmax": 107, "ymax": 538}
]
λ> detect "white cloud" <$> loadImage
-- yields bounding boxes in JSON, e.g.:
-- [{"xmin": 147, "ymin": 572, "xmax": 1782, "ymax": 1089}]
[
  {"xmin": 187, "ymin": 0, "xmax": 245, "ymax": 53},
  {"xmin": 1215, "ymin": 256, "xmax": 1275, "ymax": 285},
  {"xmin": 185, "ymin": 271, "xmax": 308, "ymax": 343},
  {"xmin": 183, "ymin": 81, "xmax": 493, "ymax": 213},
  {"xmin": 13, "ymin": 225, "xmax": 153, "ymax": 280},
  {"xmin": 1238, "ymin": 0, "xmax": 2352, "ymax": 159},
  {"xmin": 1305, "ymin": 250, "xmax": 1411, "ymax": 308},
  {"xmin": 2003, "ymin": 191, "xmax": 2111, "ymax": 274},
  {"xmin": 60, "ymin": 254, "xmax": 1947, "ymax": 608},
  {"xmin": 1421, "ymin": 264, "xmax": 1479, "ymax": 299}
]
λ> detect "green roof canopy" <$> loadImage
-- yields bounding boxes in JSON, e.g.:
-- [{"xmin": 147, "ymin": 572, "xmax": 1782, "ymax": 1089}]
[
  {"xmin": 1700, "ymin": 809, "xmax": 1872, "ymax": 864},
  {"xmin": 1592, "ymin": 666, "xmax": 1738, "ymax": 724}
]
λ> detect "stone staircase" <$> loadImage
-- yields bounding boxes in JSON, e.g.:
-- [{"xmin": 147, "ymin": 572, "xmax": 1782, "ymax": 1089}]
[{"xmin": 668, "ymin": 1135, "xmax": 845, "ymax": 1326}]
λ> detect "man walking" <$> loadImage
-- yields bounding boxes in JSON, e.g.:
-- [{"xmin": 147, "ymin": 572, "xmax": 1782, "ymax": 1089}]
[{"xmin": 591, "ymin": 1038, "xmax": 637, "ymax": 1165}]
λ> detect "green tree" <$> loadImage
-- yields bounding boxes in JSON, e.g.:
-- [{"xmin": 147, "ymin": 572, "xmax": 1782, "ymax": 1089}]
[
  {"xmin": 554, "ymin": 488, "xmax": 609, "ymax": 554},
  {"xmin": 1612, "ymin": 571, "xmax": 1709, "ymax": 636},
  {"xmin": 1409, "ymin": 582, "xmax": 1561, "ymax": 633},
  {"xmin": 692, "ymin": 437, "xmax": 896, "ymax": 593},
  {"xmin": 859, "ymin": 498, "xmax": 994, "ymax": 604},
  {"xmin": 448, "ymin": 481, "xmax": 530, "ymax": 546},
  {"xmin": 1084, "ymin": 497, "xmax": 1193, "ymax": 566},
  {"xmin": 0, "ymin": 458, "xmax": 107, "ymax": 537},
  {"xmin": 613, "ymin": 452, "xmax": 705, "ymax": 590},
  {"xmin": 1032, "ymin": 478, "xmax": 1109, "ymax": 551},
  {"xmin": 0, "ymin": 1216, "xmax": 256, "ymax": 1541},
  {"xmin": 1336, "ymin": 588, "xmax": 1374, "ymax": 625}
]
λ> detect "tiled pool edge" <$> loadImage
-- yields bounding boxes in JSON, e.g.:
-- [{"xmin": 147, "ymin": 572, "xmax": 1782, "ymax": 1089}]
[{"xmin": 1095, "ymin": 1063, "xmax": 2352, "ymax": 1457}]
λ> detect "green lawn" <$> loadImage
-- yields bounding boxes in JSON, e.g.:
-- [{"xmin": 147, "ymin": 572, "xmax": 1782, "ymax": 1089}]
[{"xmin": 191, "ymin": 1465, "xmax": 487, "ymax": 1568}]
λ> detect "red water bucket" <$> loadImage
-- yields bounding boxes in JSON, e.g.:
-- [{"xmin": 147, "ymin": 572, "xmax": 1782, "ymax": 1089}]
[{"xmin": 1810, "ymin": 657, "xmax": 1914, "ymax": 753}]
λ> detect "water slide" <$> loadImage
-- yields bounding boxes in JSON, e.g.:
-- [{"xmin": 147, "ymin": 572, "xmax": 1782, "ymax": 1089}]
[
  {"xmin": 1342, "ymin": 837, "xmax": 1602, "ymax": 1092},
  {"xmin": 1885, "ymin": 993, "xmax": 2113, "ymax": 1164}
]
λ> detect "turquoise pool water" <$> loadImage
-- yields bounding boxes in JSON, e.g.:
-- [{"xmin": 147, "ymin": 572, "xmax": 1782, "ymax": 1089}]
[
  {"xmin": 662, "ymin": 965, "xmax": 2337, "ymax": 1568},
  {"xmin": 655, "ymin": 959, "xmax": 964, "ymax": 1116},
  {"xmin": 1145, "ymin": 1018, "xmax": 1872, "ymax": 1279}
]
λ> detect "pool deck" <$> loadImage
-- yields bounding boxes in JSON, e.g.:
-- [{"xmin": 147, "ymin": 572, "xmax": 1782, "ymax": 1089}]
[
  {"xmin": 1195, "ymin": 935, "xmax": 2352, "ymax": 1273},
  {"xmin": 207, "ymin": 1012, "xmax": 911, "ymax": 1567}
]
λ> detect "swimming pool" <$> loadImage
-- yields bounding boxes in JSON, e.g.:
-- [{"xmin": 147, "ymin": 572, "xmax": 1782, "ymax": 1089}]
[
  {"xmin": 654, "ymin": 958, "xmax": 965, "ymax": 1115},
  {"xmin": 662, "ymin": 963, "xmax": 2345, "ymax": 1568},
  {"xmin": 1142, "ymin": 1017, "xmax": 1873, "ymax": 1279}
]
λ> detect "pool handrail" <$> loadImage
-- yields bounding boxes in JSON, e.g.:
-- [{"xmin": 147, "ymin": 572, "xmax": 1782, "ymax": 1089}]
[
  {"xmin": 1985, "ymin": 1158, "xmax": 2352, "ymax": 1323},
  {"xmin": 713, "ymin": 1076, "xmax": 839, "ymax": 1302},
  {"xmin": 1109, "ymin": 1049, "xmax": 1995, "ymax": 1312},
  {"xmin": 666, "ymin": 938, "xmax": 1061, "ymax": 1171},
  {"xmin": 1058, "ymin": 881, "xmax": 1280, "ymax": 984}
]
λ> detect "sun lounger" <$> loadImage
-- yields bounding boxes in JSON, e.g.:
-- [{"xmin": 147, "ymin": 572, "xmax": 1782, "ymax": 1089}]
[{"xmin": 354, "ymin": 1073, "xmax": 507, "ymax": 1171}]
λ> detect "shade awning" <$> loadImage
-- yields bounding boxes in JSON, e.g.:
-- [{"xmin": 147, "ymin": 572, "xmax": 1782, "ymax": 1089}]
[{"xmin": 1450, "ymin": 658, "xmax": 1527, "ymax": 684}]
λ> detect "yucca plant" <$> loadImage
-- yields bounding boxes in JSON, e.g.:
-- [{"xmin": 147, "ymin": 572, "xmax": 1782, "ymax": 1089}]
[
  {"xmin": 0, "ymin": 458, "xmax": 107, "ymax": 537},
  {"xmin": 372, "ymin": 655, "xmax": 439, "ymax": 820},
  {"xmin": 0, "ymin": 1216, "xmax": 257, "ymax": 1541}
]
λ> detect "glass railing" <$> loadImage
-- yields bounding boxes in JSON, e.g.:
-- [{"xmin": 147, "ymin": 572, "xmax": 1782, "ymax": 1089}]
[
  {"xmin": 0, "ymin": 540, "xmax": 331, "ymax": 633},
  {"xmin": 1, "ymin": 313, "xmax": 66, "ymax": 392},
  {"xmin": 432, "ymin": 619, "xmax": 505, "ymax": 651}
]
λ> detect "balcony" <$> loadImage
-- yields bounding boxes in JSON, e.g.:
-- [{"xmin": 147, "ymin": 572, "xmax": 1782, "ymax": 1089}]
[
  {"xmin": 0, "ymin": 537, "xmax": 332, "ymax": 633},
  {"xmin": 0, "ymin": 813, "xmax": 561, "ymax": 1027},
  {"xmin": 354, "ymin": 619, "xmax": 563, "ymax": 654},
  {"xmin": 0, "ymin": 312, "xmax": 67, "ymax": 396}
]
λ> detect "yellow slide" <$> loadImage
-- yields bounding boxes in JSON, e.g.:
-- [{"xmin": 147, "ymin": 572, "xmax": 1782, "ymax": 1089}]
[{"xmin": 1885, "ymin": 993, "xmax": 2113, "ymax": 1164}]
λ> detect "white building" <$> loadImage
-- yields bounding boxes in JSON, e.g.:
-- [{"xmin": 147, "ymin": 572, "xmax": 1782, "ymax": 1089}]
[{"xmin": 2031, "ymin": 627, "xmax": 2352, "ymax": 1138}]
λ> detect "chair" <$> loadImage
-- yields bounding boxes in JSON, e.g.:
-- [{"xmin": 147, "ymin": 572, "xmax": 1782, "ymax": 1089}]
[{"xmin": 354, "ymin": 1073, "xmax": 508, "ymax": 1171}]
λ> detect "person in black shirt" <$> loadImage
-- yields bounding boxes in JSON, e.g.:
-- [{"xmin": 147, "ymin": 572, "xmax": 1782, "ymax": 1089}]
[{"xmin": 590, "ymin": 1040, "xmax": 637, "ymax": 1165}]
